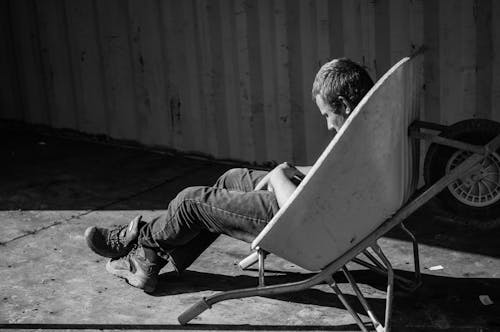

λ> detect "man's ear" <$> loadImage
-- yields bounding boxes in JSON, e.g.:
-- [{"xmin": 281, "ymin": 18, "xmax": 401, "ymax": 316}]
[{"xmin": 337, "ymin": 96, "xmax": 352, "ymax": 116}]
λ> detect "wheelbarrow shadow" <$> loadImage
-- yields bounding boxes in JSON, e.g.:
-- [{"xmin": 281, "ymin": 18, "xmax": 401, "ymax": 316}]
[{"xmin": 152, "ymin": 268, "xmax": 500, "ymax": 330}]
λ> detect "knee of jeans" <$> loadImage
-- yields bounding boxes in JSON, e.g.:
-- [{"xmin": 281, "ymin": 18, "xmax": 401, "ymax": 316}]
[
  {"xmin": 170, "ymin": 187, "xmax": 201, "ymax": 215},
  {"xmin": 175, "ymin": 187, "xmax": 202, "ymax": 203},
  {"xmin": 216, "ymin": 168, "xmax": 245, "ymax": 187}
]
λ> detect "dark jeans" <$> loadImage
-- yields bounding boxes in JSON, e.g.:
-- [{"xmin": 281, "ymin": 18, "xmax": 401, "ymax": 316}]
[{"xmin": 138, "ymin": 168, "xmax": 279, "ymax": 273}]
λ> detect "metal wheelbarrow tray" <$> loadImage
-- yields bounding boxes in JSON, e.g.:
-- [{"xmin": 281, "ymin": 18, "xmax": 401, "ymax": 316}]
[{"xmin": 178, "ymin": 55, "xmax": 500, "ymax": 332}]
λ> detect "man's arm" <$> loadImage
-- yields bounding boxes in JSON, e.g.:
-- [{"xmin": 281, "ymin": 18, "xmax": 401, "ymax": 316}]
[
  {"xmin": 267, "ymin": 166, "xmax": 297, "ymax": 208},
  {"xmin": 255, "ymin": 162, "xmax": 312, "ymax": 208},
  {"xmin": 254, "ymin": 163, "xmax": 312, "ymax": 192}
]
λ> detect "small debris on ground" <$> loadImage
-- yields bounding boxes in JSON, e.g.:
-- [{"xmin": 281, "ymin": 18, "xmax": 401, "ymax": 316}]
[
  {"xmin": 479, "ymin": 295, "xmax": 493, "ymax": 306},
  {"xmin": 429, "ymin": 265, "xmax": 444, "ymax": 271}
]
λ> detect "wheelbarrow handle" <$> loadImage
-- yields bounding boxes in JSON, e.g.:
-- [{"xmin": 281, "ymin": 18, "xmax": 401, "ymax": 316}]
[
  {"xmin": 238, "ymin": 251, "xmax": 259, "ymax": 270},
  {"xmin": 178, "ymin": 298, "xmax": 210, "ymax": 325}
]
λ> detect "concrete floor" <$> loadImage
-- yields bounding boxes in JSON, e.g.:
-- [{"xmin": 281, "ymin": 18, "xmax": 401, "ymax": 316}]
[{"xmin": 1, "ymin": 122, "xmax": 500, "ymax": 332}]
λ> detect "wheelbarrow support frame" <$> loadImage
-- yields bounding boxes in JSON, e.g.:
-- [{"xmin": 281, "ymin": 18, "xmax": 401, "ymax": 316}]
[{"xmin": 178, "ymin": 127, "xmax": 500, "ymax": 331}]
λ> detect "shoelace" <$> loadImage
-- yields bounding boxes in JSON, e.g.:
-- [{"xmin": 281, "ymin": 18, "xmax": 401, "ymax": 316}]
[{"xmin": 107, "ymin": 224, "xmax": 129, "ymax": 250}]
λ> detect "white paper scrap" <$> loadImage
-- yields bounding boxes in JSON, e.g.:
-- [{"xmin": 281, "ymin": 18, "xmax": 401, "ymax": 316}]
[
  {"xmin": 429, "ymin": 265, "xmax": 444, "ymax": 271},
  {"xmin": 479, "ymin": 295, "xmax": 493, "ymax": 306}
]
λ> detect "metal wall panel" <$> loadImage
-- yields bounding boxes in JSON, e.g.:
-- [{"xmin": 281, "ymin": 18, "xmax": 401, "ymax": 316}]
[{"xmin": 1, "ymin": 0, "xmax": 499, "ymax": 164}]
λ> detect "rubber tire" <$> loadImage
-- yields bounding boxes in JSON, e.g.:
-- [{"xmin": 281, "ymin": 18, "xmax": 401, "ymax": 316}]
[{"xmin": 423, "ymin": 119, "xmax": 500, "ymax": 220}]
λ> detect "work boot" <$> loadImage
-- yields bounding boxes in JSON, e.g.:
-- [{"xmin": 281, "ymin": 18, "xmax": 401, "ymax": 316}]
[
  {"xmin": 106, "ymin": 245, "xmax": 167, "ymax": 293},
  {"xmin": 84, "ymin": 215, "xmax": 145, "ymax": 258}
]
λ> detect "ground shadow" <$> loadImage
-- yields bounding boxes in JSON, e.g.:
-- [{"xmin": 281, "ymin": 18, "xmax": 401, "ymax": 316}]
[
  {"xmin": 151, "ymin": 268, "xmax": 500, "ymax": 330},
  {"xmin": 0, "ymin": 323, "xmax": 365, "ymax": 331},
  {"xmin": 0, "ymin": 121, "xmax": 233, "ymax": 211},
  {"xmin": 385, "ymin": 208, "xmax": 500, "ymax": 259},
  {"xmin": 155, "ymin": 269, "xmax": 380, "ymax": 315}
]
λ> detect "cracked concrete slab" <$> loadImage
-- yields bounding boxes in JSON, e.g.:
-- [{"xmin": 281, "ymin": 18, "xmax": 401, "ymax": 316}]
[
  {"xmin": 1, "ymin": 123, "xmax": 500, "ymax": 331},
  {"xmin": 0, "ymin": 125, "xmax": 227, "ymax": 244}
]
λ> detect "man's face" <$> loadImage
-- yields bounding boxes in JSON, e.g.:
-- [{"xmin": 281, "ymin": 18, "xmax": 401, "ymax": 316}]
[{"xmin": 315, "ymin": 94, "xmax": 347, "ymax": 133}]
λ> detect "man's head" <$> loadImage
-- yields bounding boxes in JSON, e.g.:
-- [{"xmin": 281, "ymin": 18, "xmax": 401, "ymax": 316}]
[{"xmin": 312, "ymin": 58, "xmax": 374, "ymax": 132}]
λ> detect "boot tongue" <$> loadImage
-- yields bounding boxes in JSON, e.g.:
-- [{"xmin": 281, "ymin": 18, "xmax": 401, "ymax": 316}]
[
  {"xmin": 141, "ymin": 246, "xmax": 161, "ymax": 263},
  {"xmin": 118, "ymin": 228, "xmax": 129, "ymax": 244},
  {"xmin": 139, "ymin": 246, "xmax": 169, "ymax": 268},
  {"xmin": 123, "ymin": 216, "xmax": 142, "ymax": 244}
]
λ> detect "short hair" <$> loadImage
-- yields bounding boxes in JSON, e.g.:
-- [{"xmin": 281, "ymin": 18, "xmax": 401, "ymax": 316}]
[{"xmin": 311, "ymin": 58, "xmax": 374, "ymax": 109}]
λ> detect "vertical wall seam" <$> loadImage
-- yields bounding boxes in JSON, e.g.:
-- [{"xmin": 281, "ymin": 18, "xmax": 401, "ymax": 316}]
[
  {"xmin": 374, "ymin": 0, "xmax": 390, "ymax": 78},
  {"xmin": 193, "ymin": 0, "xmax": 210, "ymax": 155},
  {"xmin": 423, "ymin": 0, "xmax": 440, "ymax": 123},
  {"xmin": 123, "ymin": 0, "xmax": 141, "ymax": 141},
  {"xmin": 31, "ymin": 0, "xmax": 51, "ymax": 126},
  {"xmin": 6, "ymin": 0, "xmax": 25, "ymax": 120},
  {"xmin": 328, "ymin": 0, "xmax": 344, "ymax": 59},
  {"xmin": 246, "ymin": 0, "xmax": 267, "ymax": 163},
  {"xmin": 474, "ymin": 0, "xmax": 492, "ymax": 119},
  {"xmin": 61, "ymin": 0, "xmax": 79, "ymax": 130},
  {"xmin": 92, "ymin": 0, "xmax": 111, "ymax": 135}
]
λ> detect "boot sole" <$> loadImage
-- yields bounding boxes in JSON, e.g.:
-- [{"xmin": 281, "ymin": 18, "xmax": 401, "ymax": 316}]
[{"xmin": 106, "ymin": 259, "xmax": 156, "ymax": 293}]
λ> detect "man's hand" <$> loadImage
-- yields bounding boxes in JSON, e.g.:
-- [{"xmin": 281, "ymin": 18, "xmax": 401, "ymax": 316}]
[
  {"xmin": 254, "ymin": 162, "xmax": 305, "ymax": 191},
  {"xmin": 280, "ymin": 162, "xmax": 306, "ymax": 185},
  {"xmin": 253, "ymin": 162, "xmax": 308, "ymax": 208}
]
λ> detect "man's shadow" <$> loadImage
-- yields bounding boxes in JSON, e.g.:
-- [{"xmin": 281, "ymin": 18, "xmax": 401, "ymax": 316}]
[{"xmin": 154, "ymin": 268, "xmax": 500, "ymax": 329}]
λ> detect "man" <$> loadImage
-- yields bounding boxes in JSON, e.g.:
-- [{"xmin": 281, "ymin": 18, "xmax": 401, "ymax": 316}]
[{"xmin": 85, "ymin": 58, "xmax": 374, "ymax": 293}]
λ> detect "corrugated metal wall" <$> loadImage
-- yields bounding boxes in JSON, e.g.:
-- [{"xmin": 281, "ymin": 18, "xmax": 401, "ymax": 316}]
[{"xmin": 1, "ymin": 0, "xmax": 499, "ymax": 164}]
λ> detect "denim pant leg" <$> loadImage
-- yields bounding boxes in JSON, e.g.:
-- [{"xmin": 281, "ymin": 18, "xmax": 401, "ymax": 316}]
[
  {"xmin": 139, "ymin": 168, "xmax": 272, "ymax": 273},
  {"xmin": 213, "ymin": 168, "xmax": 269, "ymax": 191}
]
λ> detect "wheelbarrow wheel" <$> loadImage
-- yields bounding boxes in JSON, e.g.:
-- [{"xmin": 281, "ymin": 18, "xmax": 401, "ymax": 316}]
[{"xmin": 423, "ymin": 119, "xmax": 500, "ymax": 220}]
